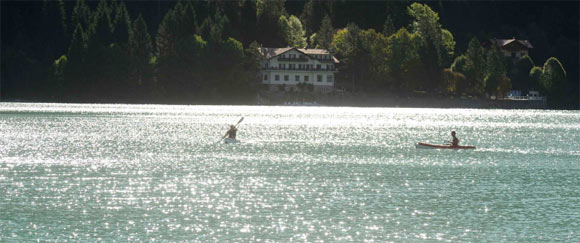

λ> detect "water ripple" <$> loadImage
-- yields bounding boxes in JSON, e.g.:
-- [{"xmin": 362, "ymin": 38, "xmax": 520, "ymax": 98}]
[{"xmin": 1, "ymin": 103, "xmax": 579, "ymax": 241}]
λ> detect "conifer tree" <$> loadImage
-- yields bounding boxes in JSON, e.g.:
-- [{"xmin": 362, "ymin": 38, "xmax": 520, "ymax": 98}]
[
  {"xmin": 382, "ymin": 16, "xmax": 395, "ymax": 36},
  {"xmin": 68, "ymin": 24, "xmax": 87, "ymax": 63},
  {"xmin": 279, "ymin": 15, "xmax": 307, "ymax": 48},
  {"xmin": 89, "ymin": 0, "xmax": 114, "ymax": 47},
  {"xmin": 315, "ymin": 15, "xmax": 334, "ymax": 49},
  {"xmin": 156, "ymin": 9, "xmax": 179, "ymax": 58},
  {"xmin": 129, "ymin": 14, "xmax": 153, "ymax": 87},
  {"xmin": 113, "ymin": 2, "xmax": 131, "ymax": 47},
  {"xmin": 257, "ymin": 0, "xmax": 286, "ymax": 46},
  {"xmin": 41, "ymin": 0, "xmax": 68, "ymax": 59},
  {"xmin": 176, "ymin": 1, "xmax": 197, "ymax": 39},
  {"xmin": 65, "ymin": 24, "xmax": 88, "ymax": 97},
  {"xmin": 240, "ymin": 0, "xmax": 258, "ymax": 45},
  {"xmin": 300, "ymin": 0, "xmax": 332, "ymax": 35},
  {"xmin": 71, "ymin": 0, "xmax": 91, "ymax": 35}
]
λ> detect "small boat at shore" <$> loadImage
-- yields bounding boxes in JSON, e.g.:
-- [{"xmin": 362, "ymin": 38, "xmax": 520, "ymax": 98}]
[
  {"xmin": 415, "ymin": 142, "xmax": 476, "ymax": 149},
  {"xmin": 224, "ymin": 138, "xmax": 240, "ymax": 144}
]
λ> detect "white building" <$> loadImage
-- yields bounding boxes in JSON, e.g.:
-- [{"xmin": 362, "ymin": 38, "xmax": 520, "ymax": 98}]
[{"xmin": 259, "ymin": 47, "xmax": 339, "ymax": 93}]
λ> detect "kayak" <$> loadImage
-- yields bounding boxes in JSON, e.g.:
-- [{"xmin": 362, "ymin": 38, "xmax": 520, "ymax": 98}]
[
  {"xmin": 415, "ymin": 142, "xmax": 476, "ymax": 149},
  {"xmin": 224, "ymin": 138, "xmax": 240, "ymax": 144}
]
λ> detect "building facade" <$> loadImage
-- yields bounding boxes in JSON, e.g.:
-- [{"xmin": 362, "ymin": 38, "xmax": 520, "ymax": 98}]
[
  {"xmin": 259, "ymin": 47, "xmax": 339, "ymax": 93},
  {"xmin": 482, "ymin": 38, "xmax": 534, "ymax": 59}
]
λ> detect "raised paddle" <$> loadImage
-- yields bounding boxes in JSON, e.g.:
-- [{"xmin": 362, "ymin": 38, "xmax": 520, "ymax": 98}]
[{"xmin": 217, "ymin": 117, "xmax": 244, "ymax": 143}]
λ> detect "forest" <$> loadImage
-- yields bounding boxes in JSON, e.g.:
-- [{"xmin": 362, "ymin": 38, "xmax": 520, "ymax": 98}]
[{"xmin": 1, "ymin": 0, "xmax": 578, "ymax": 109}]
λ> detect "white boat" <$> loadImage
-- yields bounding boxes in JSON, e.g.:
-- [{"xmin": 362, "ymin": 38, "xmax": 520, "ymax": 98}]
[{"xmin": 224, "ymin": 138, "xmax": 240, "ymax": 144}]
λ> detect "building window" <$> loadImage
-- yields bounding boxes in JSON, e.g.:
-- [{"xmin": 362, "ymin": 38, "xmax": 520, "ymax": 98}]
[
  {"xmin": 275, "ymin": 75, "xmax": 280, "ymax": 81},
  {"xmin": 317, "ymin": 75, "xmax": 322, "ymax": 82},
  {"xmin": 284, "ymin": 75, "xmax": 289, "ymax": 81},
  {"xmin": 264, "ymin": 75, "xmax": 268, "ymax": 81},
  {"xmin": 327, "ymin": 75, "xmax": 332, "ymax": 82},
  {"xmin": 304, "ymin": 75, "xmax": 309, "ymax": 82},
  {"xmin": 511, "ymin": 52, "xmax": 516, "ymax": 58},
  {"xmin": 317, "ymin": 64, "xmax": 321, "ymax": 70},
  {"xmin": 295, "ymin": 75, "xmax": 300, "ymax": 81}
]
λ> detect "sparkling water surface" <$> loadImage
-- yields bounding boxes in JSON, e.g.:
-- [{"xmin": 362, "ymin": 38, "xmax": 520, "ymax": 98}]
[{"xmin": 1, "ymin": 103, "xmax": 579, "ymax": 241}]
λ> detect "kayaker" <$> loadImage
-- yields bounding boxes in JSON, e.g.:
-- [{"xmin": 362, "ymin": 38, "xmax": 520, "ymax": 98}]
[
  {"xmin": 450, "ymin": 131, "xmax": 459, "ymax": 146},
  {"xmin": 225, "ymin": 125, "xmax": 237, "ymax": 139}
]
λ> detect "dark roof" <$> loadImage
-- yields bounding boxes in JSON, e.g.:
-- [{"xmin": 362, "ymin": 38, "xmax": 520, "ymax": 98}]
[{"xmin": 259, "ymin": 47, "xmax": 339, "ymax": 63}]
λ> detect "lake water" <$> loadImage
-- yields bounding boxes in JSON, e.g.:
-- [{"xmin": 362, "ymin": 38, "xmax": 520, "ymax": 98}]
[{"xmin": 1, "ymin": 103, "xmax": 579, "ymax": 241}]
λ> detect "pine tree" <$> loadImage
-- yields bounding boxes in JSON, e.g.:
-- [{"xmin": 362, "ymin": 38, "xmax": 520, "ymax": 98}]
[
  {"xmin": 382, "ymin": 16, "xmax": 395, "ymax": 36},
  {"xmin": 156, "ymin": 9, "xmax": 179, "ymax": 58},
  {"xmin": 65, "ymin": 24, "xmax": 88, "ymax": 97},
  {"xmin": 300, "ymin": 0, "xmax": 332, "ymax": 35},
  {"xmin": 71, "ymin": 0, "xmax": 91, "ymax": 35},
  {"xmin": 240, "ymin": 0, "xmax": 258, "ymax": 45},
  {"xmin": 279, "ymin": 15, "xmax": 307, "ymax": 48},
  {"xmin": 130, "ymin": 14, "xmax": 152, "ymax": 65},
  {"xmin": 176, "ymin": 1, "xmax": 197, "ymax": 39},
  {"xmin": 41, "ymin": 0, "xmax": 68, "ymax": 59},
  {"xmin": 129, "ymin": 14, "xmax": 153, "ymax": 93},
  {"xmin": 113, "ymin": 2, "xmax": 131, "ymax": 47},
  {"xmin": 68, "ymin": 24, "xmax": 87, "ymax": 63},
  {"xmin": 257, "ymin": 0, "xmax": 286, "ymax": 46},
  {"xmin": 89, "ymin": 0, "xmax": 114, "ymax": 47},
  {"xmin": 315, "ymin": 14, "xmax": 333, "ymax": 49}
]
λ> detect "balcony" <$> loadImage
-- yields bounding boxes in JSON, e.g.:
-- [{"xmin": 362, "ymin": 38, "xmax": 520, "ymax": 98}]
[
  {"xmin": 277, "ymin": 57, "xmax": 309, "ymax": 62},
  {"xmin": 316, "ymin": 58, "xmax": 336, "ymax": 63},
  {"xmin": 262, "ymin": 67, "xmax": 338, "ymax": 72}
]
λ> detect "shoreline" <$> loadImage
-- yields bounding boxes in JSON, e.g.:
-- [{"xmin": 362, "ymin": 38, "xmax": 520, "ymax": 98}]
[
  {"xmin": 0, "ymin": 97, "xmax": 550, "ymax": 110},
  {"xmin": 0, "ymin": 94, "xmax": 550, "ymax": 110},
  {"xmin": 260, "ymin": 92, "xmax": 549, "ymax": 110},
  {"xmin": 0, "ymin": 96, "xmax": 548, "ymax": 110}
]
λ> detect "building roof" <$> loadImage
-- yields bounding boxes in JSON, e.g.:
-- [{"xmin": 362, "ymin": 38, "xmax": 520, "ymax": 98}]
[
  {"xmin": 299, "ymin": 48, "xmax": 329, "ymax": 55},
  {"xmin": 486, "ymin": 38, "xmax": 534, "ymax": 49},
  {"xmin": 260, "ymin": 47, "xmax": 294, "ymax": 59},
  {"xmin": 260, "ymin": 47, "xmax": 339, "ymax": 63}
]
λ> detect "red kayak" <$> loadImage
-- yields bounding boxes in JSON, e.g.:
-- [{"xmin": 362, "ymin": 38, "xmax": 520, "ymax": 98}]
[{"xmin": 415, "ymin": 142, "xmax": 476, "ymax": 149}]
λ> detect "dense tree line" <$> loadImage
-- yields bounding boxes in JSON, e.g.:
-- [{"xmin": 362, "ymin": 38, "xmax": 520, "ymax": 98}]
[{"xmin": 1, "ymin": 0, "xmax": 578, "ymax": 108}]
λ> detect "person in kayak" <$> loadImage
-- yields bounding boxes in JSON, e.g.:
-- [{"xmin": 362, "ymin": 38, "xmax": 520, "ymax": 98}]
[
  {"xmin": 450, "ymin": 131, "xmax": 459, "ymax": 146},
  {"xmin": 225, "ymin": 125, "xmax": 237, "ymax": 139}
]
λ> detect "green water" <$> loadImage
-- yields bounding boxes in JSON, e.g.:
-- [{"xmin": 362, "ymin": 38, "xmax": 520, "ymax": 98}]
[{"xmin": 1, "ymin": 103, "xmax": 579, "ymax": 241}]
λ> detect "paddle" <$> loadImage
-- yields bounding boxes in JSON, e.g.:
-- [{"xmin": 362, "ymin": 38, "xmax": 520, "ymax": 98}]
[{"xmin": 217, "ymin": 117, "xmax": 244, "ymax": 143}]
